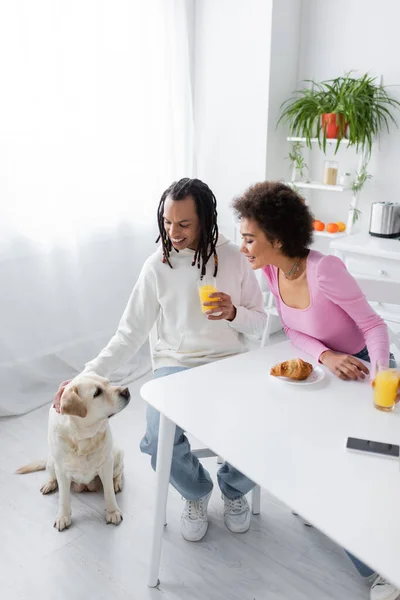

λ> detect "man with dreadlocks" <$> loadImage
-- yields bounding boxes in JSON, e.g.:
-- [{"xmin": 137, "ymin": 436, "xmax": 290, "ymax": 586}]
[{"xmin": 54, "ymin": 178, "xmax": 266, "ymax": 542}]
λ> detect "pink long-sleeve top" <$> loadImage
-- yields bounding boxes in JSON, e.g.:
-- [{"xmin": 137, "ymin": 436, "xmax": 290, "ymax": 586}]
[{"xmin": 262, "ymin": 250, "xmax": 389, "ymax": 374}]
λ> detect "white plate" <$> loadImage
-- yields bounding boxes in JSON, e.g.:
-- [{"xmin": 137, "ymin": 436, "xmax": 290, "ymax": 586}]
[{"xmin": 271, "ymin": 365, "xmax": 325, "ymax": 386}]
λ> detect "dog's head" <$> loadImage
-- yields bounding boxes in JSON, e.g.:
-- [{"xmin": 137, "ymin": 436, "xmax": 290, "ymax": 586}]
[{"xmin": 60, "ymin": 374, "xmax": 130, "ymax": 423}]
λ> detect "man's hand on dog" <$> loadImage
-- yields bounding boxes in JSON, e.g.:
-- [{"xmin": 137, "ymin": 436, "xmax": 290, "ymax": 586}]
[{"xmin": 52, "ymin": 380, "xmax": 71, "ymax": 413}]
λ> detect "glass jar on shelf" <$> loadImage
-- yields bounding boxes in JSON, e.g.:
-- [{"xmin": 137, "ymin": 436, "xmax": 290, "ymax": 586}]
[
  {"xmin": 339, "ymin": 172, "xmax": 352, "ymax": 187},
  {"xmin": 322, "ymin": 160, "xmax": 338, "ymax": 185}
]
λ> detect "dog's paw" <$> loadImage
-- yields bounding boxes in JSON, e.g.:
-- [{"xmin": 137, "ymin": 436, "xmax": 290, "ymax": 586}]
[
  {"xmin": 113, "ymin": 476, "xmax": 123, "ymax": 494},
  {"xmin": 41, "ymin": 479, "xmax": 58, "ymax": 495},
  {"xmin": 54, "ymin": 514, "xmax": 72, "ymax": 532},
  {"xmin": 106, "ymin": 508, "xmax": 123, "ymax": 526}
]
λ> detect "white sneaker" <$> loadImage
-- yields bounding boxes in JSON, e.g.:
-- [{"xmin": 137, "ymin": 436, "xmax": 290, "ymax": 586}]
[
  {"xmin": 370, "ymin": 575, "xmax": 400, "ymax": 600},
  {"xmin": 181, "ymin": 492, "xmax": 212, "ymax": 542},
  {"xmin": 223, "ymin": 494, "xmax": 251, "ymax": 533}
]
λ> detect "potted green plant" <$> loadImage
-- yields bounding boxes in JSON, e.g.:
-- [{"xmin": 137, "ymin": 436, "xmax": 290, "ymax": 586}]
[
  {"xmin": 288, "ymin": 141, "xmax": 308, "ymax": 182},
  {"xmin": 278, "ymin": 72, "xmax": 400, "ymax": 155}
]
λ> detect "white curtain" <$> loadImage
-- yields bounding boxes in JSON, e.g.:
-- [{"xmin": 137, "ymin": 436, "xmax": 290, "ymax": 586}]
[{"xmin": 0, "ymin": 0, "xmax": 195, "ymax": 416}]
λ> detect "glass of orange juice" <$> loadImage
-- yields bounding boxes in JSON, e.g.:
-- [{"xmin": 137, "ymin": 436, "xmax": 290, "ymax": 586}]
[
  {"xmin": 373, "ymin": 360, "xmax": 400, "ymax": 412},
  {"xmin": 197, "ymin": 276, "xmax": 219, "ymax": 315}
]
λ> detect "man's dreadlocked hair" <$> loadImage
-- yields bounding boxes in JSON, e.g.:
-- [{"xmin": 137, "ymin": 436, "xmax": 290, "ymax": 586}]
[{"xmin": 156, "ymin": 178, "xmax": 219, "ymax": 279}]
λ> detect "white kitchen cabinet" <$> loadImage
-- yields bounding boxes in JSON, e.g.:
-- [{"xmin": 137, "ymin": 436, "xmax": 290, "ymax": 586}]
[{"xmin": 330, "ymin": 233, "xmax": 400, "ymax": 359}]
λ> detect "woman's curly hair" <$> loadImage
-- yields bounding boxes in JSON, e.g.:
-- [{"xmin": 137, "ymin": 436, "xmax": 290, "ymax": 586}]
[{"xmin": 233, "ymin": 181, "xmax": 314, "ymax": 258}]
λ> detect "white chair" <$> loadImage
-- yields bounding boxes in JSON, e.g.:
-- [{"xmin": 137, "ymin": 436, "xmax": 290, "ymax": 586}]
[
  {"xmin": 260, "ymin": 292, "xmax": 280, "ymax": 348},
  {"xmin": 253, "ymin": 268, "xmax": 282, "ymax": 348},
  {"xmin": 149, "ymin": 323, "xmax": 261, "ymax": 521}
]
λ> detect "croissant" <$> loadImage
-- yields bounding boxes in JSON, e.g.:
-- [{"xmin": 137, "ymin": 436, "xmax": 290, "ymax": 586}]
[{"xmin": 270, "ymin": 358, "xmax": 313, "ymax": 381}]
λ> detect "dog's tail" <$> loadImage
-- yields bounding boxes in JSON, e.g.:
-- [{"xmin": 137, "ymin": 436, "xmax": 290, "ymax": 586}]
[{"xmin": 15, "ymin": 460, "xmax": 47, "ymax": 474}]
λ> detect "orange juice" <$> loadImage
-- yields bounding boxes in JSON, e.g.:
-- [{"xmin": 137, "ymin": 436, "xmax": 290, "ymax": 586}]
[
  {"xmin": 198, "ymin": 284, "xmax": 218, "ymax": 314},
  {"xmin": 374, "ymin": 369, "xmax": 399, "ymax": 412}
]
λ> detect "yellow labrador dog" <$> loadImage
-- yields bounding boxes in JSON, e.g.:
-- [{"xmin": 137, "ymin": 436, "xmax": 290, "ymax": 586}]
[{"xmin": 17, "ymin": 373, "xmax": 130, "ymax": 531}]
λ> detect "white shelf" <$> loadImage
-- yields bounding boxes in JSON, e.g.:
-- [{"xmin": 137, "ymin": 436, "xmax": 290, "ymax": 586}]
[
  {"xmin": 314, "ymin": 230, "xmax": 347, "ymax": 239},
  {"xmin": 287, "ymin": 137, "xmax": 350, "ymax": 146},
  {"xmin": 287, "ymin": 181, "xmax": 351, "ymax": 192},
  {"xmin": 285, "ymin": 135, "xmax": 368, "ymax": 236}
]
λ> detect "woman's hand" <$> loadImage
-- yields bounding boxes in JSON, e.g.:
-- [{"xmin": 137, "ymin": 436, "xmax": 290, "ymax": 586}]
[
  {"xmin": 52, "ymin": 380, "xmax": 72, "ymax": 413},
  {"xmin": 319, "ymin": 350, "xmax": 370, "ymax": 381},
  {"xmin": 204, "ymin": 292, "xmax": 236, "ymax": 322}
]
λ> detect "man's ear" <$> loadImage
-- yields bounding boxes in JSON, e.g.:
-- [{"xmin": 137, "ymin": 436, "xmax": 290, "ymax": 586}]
[{"xmin": 60, "ymin": 386, "xmax": 87, "ymax": 418}]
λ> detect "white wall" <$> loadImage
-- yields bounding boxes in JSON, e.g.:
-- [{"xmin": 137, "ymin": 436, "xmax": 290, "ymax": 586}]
[
  {"xmin": 265, "ymin": 0, "xmax": 303, "ymax": 182},
  {"xmin": 194, "ymin": 0, "xmax": 273, "ymax": 239},
  {"xmin": 193, "ymin": 0, "xmax": 303, "ymax": 241},
  {"xmin": 298, "ymin": 0, "xmax": 400, "ymax": 243}
]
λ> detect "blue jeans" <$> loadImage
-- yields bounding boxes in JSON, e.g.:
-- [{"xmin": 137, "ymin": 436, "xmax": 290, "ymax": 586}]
[
  {"xmin": 353, "ymin": 346, "xmax": 397, "ymax": 370},
  {"xmin": 140, "ymin": 366, "xmax": 255, "ymax": 501},
  {"xmin": 346, "ymin": 347, "xmax": 397, "ymax": 577}
]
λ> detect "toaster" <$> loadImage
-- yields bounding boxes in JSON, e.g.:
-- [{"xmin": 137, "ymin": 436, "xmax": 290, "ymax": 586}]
[{"xmin": 369, "ymin": 202, "xmax": 400, "ymax": 238}]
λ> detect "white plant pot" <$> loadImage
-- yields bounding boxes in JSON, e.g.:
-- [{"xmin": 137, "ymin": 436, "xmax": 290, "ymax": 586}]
[{"xmin": 291, "ymin": 166, "xmax": 302, "ymax": 182}]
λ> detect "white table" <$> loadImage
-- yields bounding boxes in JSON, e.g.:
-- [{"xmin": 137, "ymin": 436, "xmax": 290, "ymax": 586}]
[{"xmin": 140, "ymin": 341, "xmax": 400, "ymax": 588}]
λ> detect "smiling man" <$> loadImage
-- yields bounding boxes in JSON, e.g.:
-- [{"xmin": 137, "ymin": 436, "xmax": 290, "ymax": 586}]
[{"xmin": 54, "ymin": 178, "xmax": 266, "ymax": 542}]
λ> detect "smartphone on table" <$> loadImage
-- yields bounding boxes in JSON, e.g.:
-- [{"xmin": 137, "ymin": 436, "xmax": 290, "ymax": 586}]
[{"xmin": 346, "ymin": 437, "xmax": 399, "ymax": 459}]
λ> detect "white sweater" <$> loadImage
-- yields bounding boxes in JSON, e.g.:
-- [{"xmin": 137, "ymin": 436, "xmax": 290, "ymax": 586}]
[{"xmin": 83, "ymin": 235, "xmax": 267, "ymax": 376}]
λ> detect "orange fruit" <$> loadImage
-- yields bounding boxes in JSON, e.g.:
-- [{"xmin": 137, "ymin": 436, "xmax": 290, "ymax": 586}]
[
  {"xmin": 326, "ymin": 222, "xmax": 339, "ymax": 234},
  {"xmin": 313, "ymin": 220, "xmax": 325, "ymax": 231},
  {"xmin": 336, "ymin": 221, "xmax": 346, "ymax": 232}
]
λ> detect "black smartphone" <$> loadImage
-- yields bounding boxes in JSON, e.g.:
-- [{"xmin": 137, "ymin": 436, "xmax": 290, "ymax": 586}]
[{"xmin": 346, "ymin": 437, "xmax": 400, "ymax": 458}]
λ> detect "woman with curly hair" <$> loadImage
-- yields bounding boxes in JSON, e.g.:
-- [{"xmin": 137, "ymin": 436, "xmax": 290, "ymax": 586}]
[
  {"xmin": 233, "ymin": 181, "xmax": 394, "ymax": 380},
  {"xmin": 233, "ymin": 180, "xmax": 398, "ymax": 600}
]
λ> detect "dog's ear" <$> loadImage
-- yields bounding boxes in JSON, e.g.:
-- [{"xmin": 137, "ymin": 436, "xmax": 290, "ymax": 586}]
[{"xmin": 60, "ymin": 386, "xmax": 87, "ymax": 418}]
